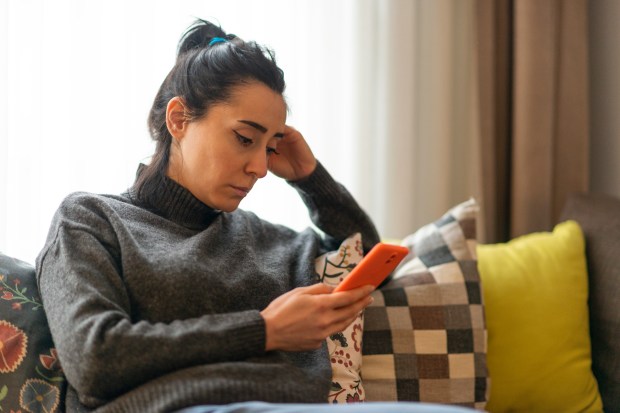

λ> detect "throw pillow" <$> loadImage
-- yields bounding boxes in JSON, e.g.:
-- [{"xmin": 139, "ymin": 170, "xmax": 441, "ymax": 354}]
[
  {"xmin": 477, "ymin": 220, "xmax": 603, "ymax": 412},
  {"xmin": 315, "ymin": 233, "xmax": 365, "ymax": 403},
  {"xmin": 561, "ymin": 193, "xmax": 620, "ymax": 413},
  {"xmin": 361, "ymin": 198, "xmax": 488, "ymax": 410},
  {"xmin": 0, "ymin": 252, "xmax": 66, "ymax": 413}
]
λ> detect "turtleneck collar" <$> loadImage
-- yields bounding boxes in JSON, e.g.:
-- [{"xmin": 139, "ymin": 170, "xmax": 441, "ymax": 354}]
[{"xmin": 126, "ymin": 165, "xmax": 221, "ymax": 230}]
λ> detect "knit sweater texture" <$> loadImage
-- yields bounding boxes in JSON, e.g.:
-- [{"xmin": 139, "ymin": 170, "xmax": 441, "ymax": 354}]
[{"xmin": 36, "ymin": 162, "xmax": 379, "ymax": 413}]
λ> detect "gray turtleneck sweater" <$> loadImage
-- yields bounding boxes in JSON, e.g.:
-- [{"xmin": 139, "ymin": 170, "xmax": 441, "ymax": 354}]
[{"xmin": 36, "ymin": 162, "xmax": 379, "ymax": 413}]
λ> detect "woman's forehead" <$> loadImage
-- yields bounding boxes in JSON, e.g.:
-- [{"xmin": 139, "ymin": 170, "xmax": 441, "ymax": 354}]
[{"xmin": 217, "ymin": 83, "xmax": 287, "ymax": 124}]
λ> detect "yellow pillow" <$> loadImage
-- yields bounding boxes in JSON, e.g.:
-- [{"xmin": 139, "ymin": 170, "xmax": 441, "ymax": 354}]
[{"xmin": 477, "ymin": 221, "xmax": 603, "ymax": 413}]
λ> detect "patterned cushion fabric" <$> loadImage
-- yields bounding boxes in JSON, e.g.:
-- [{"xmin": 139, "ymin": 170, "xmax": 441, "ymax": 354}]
[
  {"xmin": 0, "ymin": 252, "xmax": 66, "ymax": 413},
  {"xmin": 560, "ymin": 193, "xmax": 620, "ymax": 413},
  {"xmin": 361, "ymin": 199, "xmax": 488, "ymax": 409},
  {"xmin": 315, "ymin": 233, "xmax": 365, "ymax": 403}
]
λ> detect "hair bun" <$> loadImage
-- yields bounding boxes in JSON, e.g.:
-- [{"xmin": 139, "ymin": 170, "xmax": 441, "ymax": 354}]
[{"xmin": 177, "ymin": 19, "xmax": 231, "ymax": 57}]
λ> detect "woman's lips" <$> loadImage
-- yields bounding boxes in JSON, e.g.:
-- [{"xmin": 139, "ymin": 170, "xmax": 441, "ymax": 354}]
[{"xmin": 231, "ymin": 185, "xmax": 251, "ymax": 197}]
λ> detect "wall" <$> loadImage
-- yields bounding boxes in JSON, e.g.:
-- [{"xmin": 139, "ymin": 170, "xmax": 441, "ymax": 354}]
[{"xmin": 589, "ymin": 0, "xmax": 620, "ymax": 197}]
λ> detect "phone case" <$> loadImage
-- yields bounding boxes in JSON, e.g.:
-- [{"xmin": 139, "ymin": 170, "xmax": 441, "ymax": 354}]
[{"xmin": 333, "ymin": 243, "xmax": 410, "ymax": 292}]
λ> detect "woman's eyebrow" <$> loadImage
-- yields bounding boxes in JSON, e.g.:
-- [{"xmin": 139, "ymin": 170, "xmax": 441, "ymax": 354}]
[{"xmin": 238, "ymin": 120, "xmax": 284, "ymax": 138}]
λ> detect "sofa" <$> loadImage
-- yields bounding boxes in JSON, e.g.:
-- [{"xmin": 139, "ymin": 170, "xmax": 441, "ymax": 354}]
[
  {"xmin": 558, "ymin": 193, "xmax": 620, "ymax": 412},
  {"xmin": 0, "ymin": 192, "xmax": 618, "ymax": 412}
]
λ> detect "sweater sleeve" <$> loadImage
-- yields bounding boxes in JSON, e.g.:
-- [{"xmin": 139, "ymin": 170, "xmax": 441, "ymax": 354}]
[
  {"xmin": 288, "ymin": 161, "xmax": 381, "ymax": 253},
  {"xmin": 35, "ymin": 197, "xmax": 267, "ymax": 407}
]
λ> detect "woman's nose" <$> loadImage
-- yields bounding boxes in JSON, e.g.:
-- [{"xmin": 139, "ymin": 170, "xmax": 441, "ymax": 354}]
[{"xmin": 245, "ymin": 148, "xmax": 268, "ymax": 178}]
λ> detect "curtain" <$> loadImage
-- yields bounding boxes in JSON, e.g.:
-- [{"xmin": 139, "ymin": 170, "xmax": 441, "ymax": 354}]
[
  {"xmin": 248, "ymin": 0, "xmax": 480, "ymax": 242},
  {"xmin": 0, "ymin": 0, "xmax": 480, "ymax": 263},
  {"xmin": 476, "ymin": 0, "xmax": 590, "ymax": 242},
  {"xmin": 349, "ymin": 0, "xmax": 479, "ymax": 240}
]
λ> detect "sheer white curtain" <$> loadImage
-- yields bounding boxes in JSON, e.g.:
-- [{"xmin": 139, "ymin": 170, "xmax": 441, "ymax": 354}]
[
  {"xmin": 0, "ymin": 0, "xmax": 479, "ymax": 264},
  {"xmin": 354, "ymin": 0, "xmax": 480, "ymax": 239}
]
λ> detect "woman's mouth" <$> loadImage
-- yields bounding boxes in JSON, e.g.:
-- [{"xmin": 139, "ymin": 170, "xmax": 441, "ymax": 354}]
[{"xmin": 231, "ymin": 185, "xmax": 251, "ymax": 198}]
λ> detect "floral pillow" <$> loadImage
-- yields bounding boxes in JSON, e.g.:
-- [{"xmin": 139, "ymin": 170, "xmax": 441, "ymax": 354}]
[
  {"xmin": 0, "ymin": 253, "xmax": 66, "ymax": 413},
  {"xmin": 315, "ymin": 233, "xmax": 365, "ymax": 403}
]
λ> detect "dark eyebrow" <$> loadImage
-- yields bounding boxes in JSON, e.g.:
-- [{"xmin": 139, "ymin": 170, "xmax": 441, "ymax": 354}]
[{"xmin": 238, "ymin": 120, "xmax": 284, "ymax": 138}]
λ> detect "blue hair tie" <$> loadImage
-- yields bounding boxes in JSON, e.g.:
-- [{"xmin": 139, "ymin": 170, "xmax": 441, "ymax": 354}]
[{"xmin": 209, "ymin": 37, "xmax": 228, "ymax": 46}]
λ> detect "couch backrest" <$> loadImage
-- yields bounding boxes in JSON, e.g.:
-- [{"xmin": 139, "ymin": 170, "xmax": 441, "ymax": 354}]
[{"xmin": 561, "ymin": 192, "xmax": 620, "ymax": 413}]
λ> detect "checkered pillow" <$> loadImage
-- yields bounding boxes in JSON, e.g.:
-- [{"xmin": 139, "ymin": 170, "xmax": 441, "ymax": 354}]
[{"xmin": 361, "ymin": 199, "xmax": 488, "ymax": 409}]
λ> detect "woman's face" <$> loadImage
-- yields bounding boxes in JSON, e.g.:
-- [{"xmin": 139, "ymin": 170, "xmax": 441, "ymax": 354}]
[{"xmin": 167, "ymin": 82, "xmax": 287, "ymax": 212}]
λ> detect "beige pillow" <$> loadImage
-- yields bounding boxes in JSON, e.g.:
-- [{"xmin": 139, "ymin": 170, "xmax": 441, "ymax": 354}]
[{"xmin": 361, "ymin": 199, "xmax": 488, "ymax": 409}]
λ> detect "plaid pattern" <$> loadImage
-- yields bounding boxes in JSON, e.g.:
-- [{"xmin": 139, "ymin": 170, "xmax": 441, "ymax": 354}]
[{"xmin": 361, "ymin": 199, "xmax": 488, "ymax": 409}]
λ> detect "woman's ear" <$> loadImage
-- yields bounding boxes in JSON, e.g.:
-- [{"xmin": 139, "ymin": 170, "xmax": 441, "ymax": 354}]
[{"xmin": 166, "ymin": 97, "xmax": 188, "ymax": 140}]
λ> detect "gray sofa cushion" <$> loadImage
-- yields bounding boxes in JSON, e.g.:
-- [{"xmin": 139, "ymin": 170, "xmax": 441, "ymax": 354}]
[{"xmin": 561, "ymin": 192, "xmax": 620, "ymax": 413}]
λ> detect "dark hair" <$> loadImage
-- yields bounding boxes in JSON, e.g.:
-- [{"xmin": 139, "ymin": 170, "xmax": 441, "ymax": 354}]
[{"xmin": 133, "ymin": 19, "xmax": 286, "ymax": 199}]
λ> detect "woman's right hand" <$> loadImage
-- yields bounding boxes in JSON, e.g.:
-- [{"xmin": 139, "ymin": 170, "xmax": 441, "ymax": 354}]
[
  {"xmin": 260, "ymin": 283, "xmax": 374, "ymax": 352},
  {"xmin": 267, "ymin": 125, "xmax": 317, "ymax": 181}
]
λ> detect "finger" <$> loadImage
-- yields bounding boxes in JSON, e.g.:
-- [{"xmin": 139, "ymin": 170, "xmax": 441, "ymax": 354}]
[
  {"xmin": 349, "ymin": 293, "xmax": 374, "ymax": 315},
  {"xmin": 301, "ymin": 283, "xmax": 334, "ymax": 295},
  {"xmin": 331, "ymin": 309, "xmax": 365, "ymax": 334},
  {"xmin": 328, "ymin": 295, "xmax": 373, "ymax": 329},
  {"xmin": 329, "ymin": 285, "xmax": 375, "ymax": 308},
  {"xmin": 283, "ymin": 124, "xmax": 301, "ymax": 138}
]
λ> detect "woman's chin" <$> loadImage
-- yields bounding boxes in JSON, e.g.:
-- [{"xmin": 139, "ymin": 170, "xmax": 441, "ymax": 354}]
[{"xmin": 217, "ymin": 200, "xmax": 242, "ymax": 213}]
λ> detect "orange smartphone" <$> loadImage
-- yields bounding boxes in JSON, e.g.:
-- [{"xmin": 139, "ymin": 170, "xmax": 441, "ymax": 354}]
[{"xmin": 333, "ymin": 243, "xmax": 410, "ymax": 293}]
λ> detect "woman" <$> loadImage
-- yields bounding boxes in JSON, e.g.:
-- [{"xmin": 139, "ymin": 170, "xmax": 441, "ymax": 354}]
[
  {"xmin": 36, "ymin": 19, "xmax": 474, "ymax": 413},
  {"xmin": 36, "ymin": 18, "xmax": 378, "ymax": 412}
]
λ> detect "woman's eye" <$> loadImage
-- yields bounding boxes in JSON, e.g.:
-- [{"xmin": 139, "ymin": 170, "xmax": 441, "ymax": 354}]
[
  {"xmin": 266, "ymin": 147, "xmax": 279, "ymax": 156},
  {"xmin": 234, "ymin": 131, "xmax": 253, "ymax": 146}
]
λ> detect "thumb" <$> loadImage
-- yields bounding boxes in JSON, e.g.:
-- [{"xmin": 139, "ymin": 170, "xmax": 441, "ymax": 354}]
[{"xmin": 302, "ymin": 282, "xmax": 334, "ymax": 295}]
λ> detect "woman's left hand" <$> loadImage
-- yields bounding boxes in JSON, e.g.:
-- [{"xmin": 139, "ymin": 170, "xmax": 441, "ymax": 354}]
[{"xmin": 268, "ymin": 125, "xmax": 317, "ymax": 181}]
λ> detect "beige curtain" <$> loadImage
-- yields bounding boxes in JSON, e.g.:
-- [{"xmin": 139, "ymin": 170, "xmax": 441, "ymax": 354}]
[
  {"xmin": 476, "ymin": 0, "xmax": 590, "ymax": 242},
  {"xmin": 351, "ymin": 0, "xmax": 479, "ymax": 240}
]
